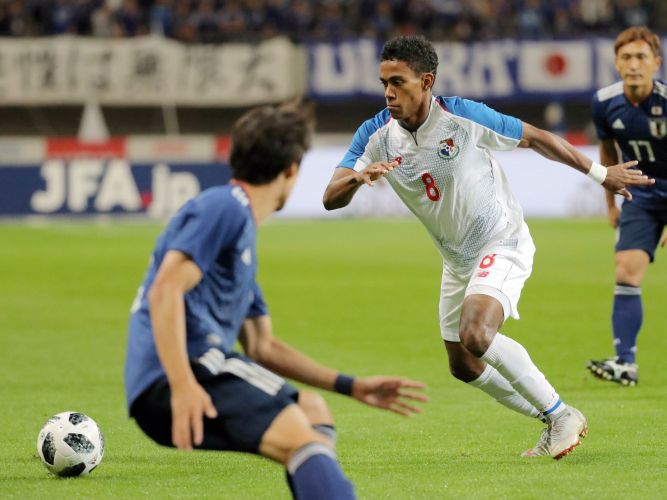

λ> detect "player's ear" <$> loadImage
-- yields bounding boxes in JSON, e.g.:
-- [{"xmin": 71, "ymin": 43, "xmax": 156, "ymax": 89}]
[
  {"xmin": 422, "ymin": 73, "xmax": 434, "ymax": 91},
  {"xmin": 283, "ymin": 162, "xmax": 299, "ymax": 179}
]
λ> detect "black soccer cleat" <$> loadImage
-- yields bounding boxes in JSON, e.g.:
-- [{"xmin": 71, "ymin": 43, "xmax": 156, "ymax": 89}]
[{"xmin": 587, "ymin": 357, "xmax": 638, "ymax": 386}]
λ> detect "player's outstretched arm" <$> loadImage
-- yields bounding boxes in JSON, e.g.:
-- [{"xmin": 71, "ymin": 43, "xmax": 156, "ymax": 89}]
[
  {"xmin": 240, "ymin": 316, "xmax": 427, "ymax": 415},
  {"xmin": 519, "ymin": 122, "xmax": 654, "ymax": 200},
  {"xmin": 599, "ymin": 138, "xmax": 621, "ymax": 227},
  {"xmin": 323, "ymin": 161, "xmax": 399, "ymax": 210},
  {"xmin": 149, "ymin": 250, "xmax": 218, "ymax": 450}
]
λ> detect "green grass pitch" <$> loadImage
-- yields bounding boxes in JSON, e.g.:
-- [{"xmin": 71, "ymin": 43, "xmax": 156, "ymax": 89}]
[{"xmin": 1, "ymin": 218, "xmax": 666, "ymax": 499}]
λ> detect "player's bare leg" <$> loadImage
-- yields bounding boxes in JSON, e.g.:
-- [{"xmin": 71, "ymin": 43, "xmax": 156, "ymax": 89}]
[
  {"xmin": 445, "ymin": 340, "xmax": 543, "ymax": 419},
  {"xmin": 458, "ymin": 294, "xmax": 587, "ymax": 459},
  {"xmin": 588, "ymin": 249, "xmax": 648, "ymax": 386},
  {"xmin": 298, "ymin": 390, "xmax": 337, "ymax": 444},
  {"xmin": 260, "ymin": 404, "xmax": 355, "ymax": 499}
]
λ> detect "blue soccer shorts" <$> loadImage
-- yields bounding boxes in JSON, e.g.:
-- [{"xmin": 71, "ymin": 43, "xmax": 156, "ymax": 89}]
[
  {"xmin": 616, "ymin": 201, "xmax": 667, "ymax": 262},
  {"xmin": 130, "ymin": 350, "xmax": 299, "ymax": 453}
]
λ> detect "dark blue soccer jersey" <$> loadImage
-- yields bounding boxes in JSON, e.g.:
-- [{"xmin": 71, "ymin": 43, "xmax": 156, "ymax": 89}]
[
  {"xmin": 592, "ymin": 80, "xmax": 667, "ymax": 206},
  {"xmin": 124, "ymin": 184, "xmax": 268, "ymax": 408}
]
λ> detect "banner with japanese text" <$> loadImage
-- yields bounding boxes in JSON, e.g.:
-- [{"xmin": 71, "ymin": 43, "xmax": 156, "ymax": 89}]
[{"xmin": 0, "ymin": 36, "xmax": 302, "ymax": 106}]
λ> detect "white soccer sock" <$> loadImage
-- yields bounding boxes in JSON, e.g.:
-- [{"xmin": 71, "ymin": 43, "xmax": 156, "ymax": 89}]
[
  {"xmin": 481, "ymin": 333, "xmax": 565, "ymax": 419},
  {"xmin": 468, "ymin": 364, "xmax": 541, "ymax": 419}
]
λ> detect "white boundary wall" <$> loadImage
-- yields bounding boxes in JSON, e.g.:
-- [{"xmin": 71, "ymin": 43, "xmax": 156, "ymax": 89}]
[{"xmin": 278, "ymin": 140, "xmax": 607, "ymax": 219}]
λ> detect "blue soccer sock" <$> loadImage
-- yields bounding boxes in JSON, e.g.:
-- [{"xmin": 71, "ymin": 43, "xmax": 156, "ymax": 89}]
[
  {"xmin": 612, "ymin": 284, "xmax": 643, "ymax": 364},
  {"xmin": 287, "ymin": 443, "xmax": 356, "ymax": 500}
]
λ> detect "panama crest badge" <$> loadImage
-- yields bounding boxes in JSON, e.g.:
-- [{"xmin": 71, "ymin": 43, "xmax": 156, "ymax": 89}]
[{"xmin": 438, "ymin": 138, "xmax": 459, "ymax": 160}]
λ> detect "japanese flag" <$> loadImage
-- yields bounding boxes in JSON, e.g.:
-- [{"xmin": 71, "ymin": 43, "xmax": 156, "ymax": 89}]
[{"xmin": 518, "ymin": 41, "xmax": 592, "ymax": 92}]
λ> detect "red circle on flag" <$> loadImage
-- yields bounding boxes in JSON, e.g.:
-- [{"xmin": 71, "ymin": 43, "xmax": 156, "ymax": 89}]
[{"xmin": 545, "ymin": 53, "xmax": 566, "ymax": 75}]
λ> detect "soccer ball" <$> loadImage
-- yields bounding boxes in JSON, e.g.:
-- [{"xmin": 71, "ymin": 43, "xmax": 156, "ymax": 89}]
[{"xmin": 36, "ymin": 411, "xmax": 104, "ymax": 477}]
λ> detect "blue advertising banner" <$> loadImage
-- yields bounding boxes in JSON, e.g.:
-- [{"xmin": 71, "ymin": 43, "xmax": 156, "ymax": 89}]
[
  {"xmin": 308, "ymin": 38, "xmax": 667, "ymax": 101},
  {"xmin": 0, "ymin": 161, "xmax": 231, "ymax": 217}
]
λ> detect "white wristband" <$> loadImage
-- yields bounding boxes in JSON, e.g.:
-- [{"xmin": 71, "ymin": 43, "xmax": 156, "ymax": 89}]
[{"xmin": 587, "ymin": 162, "xmax": 607, "ymax": 184}]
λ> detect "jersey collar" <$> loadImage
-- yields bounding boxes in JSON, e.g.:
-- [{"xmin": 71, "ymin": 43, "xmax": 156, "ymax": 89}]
[
  {"xmin": 229, "ymin": 179, "xmax": 258, "ymax": 226},
  {"xmin": 396, "ymin": 97, "xmax": 440, "ymax": 145}
]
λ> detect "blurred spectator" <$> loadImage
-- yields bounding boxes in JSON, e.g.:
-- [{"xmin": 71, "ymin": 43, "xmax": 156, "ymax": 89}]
[
  {"xmin": 92, "ymin": 2, "xmax": 115, "ymax": 37},
  {"xmin": 615, "ymin": 0, "xmax": 651, "ymax": 28},
  {"xmin": 313, "ymin": 1, "xmax": 348, "ymax": 42},
  {"xmin": 189, "ymin": 0, "xmax": 219, "ymax": 42},
  {"xmin": 0, "ymin": 0, "xmax": 662, "ymax": 43},
  {"xmin": 149, "ymin": 0, "xmax": 174, "ymax": 37},
  {"xmin": 116, "ymin": 0, "xmax": 146, "ymax": 36},
  {"xmin": 579, "ymin": 0, "xmax": 614, "ymax": 32},
  {"xmin": 172, "ymin": 1, "xmax": 195, "ymax": 42},
  {"xmin": 366, "ymin": 0, "xmax": 394, "ymax": 40},
  {"xmin": 516, "ymin": 0, "xmax": 549, "ymax": 39},
  {"xmin": 51, "ymin": 0, "xmax": 77, "ymax": 34},
  {"xmin": 218, "ymin": 0, "xmax": 247, "ymax": 41}
]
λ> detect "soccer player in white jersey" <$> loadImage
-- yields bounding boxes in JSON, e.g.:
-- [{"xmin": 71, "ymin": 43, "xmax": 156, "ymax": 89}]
[
  {"xmin": 588, "ymin": 26, "xmax": 667, "ymax": 386},
  {"xmin": 323, "ymin": 36, "xmax": 654, "ymax": 459}
]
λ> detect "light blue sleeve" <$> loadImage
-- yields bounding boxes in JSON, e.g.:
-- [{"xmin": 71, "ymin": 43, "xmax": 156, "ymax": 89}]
[
  {"xmin": 338, "ymin": 109, "xmax": 391, "ymax": 169},
  {"xmin": 439, "ymin": 96, "xmax": 522, "ymax": 150}
]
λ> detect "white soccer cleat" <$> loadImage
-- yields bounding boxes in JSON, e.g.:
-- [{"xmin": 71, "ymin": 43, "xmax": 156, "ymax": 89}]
[
  {"xmin": 521, "ymin": 407, "xmax": 588, "ymax": 459},
  {"xmin": 521, "ymin": 426, "xmax": 550, "ymax": 457}
]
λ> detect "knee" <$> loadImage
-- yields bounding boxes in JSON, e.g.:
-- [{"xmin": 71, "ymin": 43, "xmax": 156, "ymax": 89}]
[
  {"xmin": 458, "ymin": 318, "xmax": 494, "ymax": 357},
  {"xmin": 298, "ymin": 391, "xmax": 333, "ymax": 425},
  {"xmin": 448, "ymin": 361, "xmax": 482, "ymax": 383},
  {"xmin": 615, "ymin": 268, "xmax": 641, "ymax": 287},
  {"xmin": 615, "ymin": 262, "xmax": 635, "ymax": 284},
  {"xmin": 615, "ymin": 252, "xmax": 648, "ymax": 286},
  {"xmin": 260, "ymin": 404, "xmax": 331, "ymax": 466},
  {"xmin": 445, "ymin": 340, "xmax": 486, "ymax": 382}
]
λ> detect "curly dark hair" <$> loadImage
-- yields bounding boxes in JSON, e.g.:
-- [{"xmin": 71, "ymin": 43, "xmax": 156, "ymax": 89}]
[
  {"xmin": 380, "ymin": 36, "xmax": 439, "ymax": 76},
  {"xmin": 230, "ymin": 105, "xmax": 313, "ymax": 185}
]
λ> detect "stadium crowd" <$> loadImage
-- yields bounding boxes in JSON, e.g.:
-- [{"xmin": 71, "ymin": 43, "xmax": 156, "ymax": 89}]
[{"xmin": 0, "ymin": 0, "xmax": 663, "ymax": 43}]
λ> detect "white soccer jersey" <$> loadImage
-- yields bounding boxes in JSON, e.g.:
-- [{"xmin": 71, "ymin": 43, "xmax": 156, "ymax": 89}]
[{"xmin": 338, "ymin": 96, "xmax": 526, "ymax": 275}]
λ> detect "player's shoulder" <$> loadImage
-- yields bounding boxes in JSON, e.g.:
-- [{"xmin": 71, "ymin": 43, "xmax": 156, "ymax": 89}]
[
  {"xmin": 436, "ymin": 95, "xmax": 481, "ymax": 115},
  {"xmin": 653, "ymin": 80, "xmax": 667, "ymax": 100},
  {"xmin": 594, "ymin": 81, "xmax": 624, "ymax": 103},
  {"xmin": 436, "ymin": 95, "xmax": 502, "ymax": 124},
  {"xmin": 347, "ymin": 107, "xmax": 392, "ymax": 153},
  {"xmin": 190, "ymin": 185, "xmax": 251, "ymax": 221},
  {"xmin": 356, "ymin": 108, "xmax": 392, "ymax": 136},
  {"xmin": 435, "ymin": 95, "xmax": 521, "ymax": 139}
]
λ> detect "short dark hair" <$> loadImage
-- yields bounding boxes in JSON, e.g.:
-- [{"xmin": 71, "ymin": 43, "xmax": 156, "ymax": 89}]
[
  {"xmin": 230, "ymin": 105, "xmax": 312, "ymax": 185},
  {"xmin": 381, "ymin": 36, "xmax": 438, "ymax": 76},
  {"xmin": 614, "ymin": 26, "xmax": 661, "ymax": 57}
]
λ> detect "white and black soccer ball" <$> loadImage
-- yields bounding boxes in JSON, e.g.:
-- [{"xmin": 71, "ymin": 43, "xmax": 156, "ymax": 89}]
[{"xmin": 36, "ymin": 411, "xmax": 104, "ymax": 477}]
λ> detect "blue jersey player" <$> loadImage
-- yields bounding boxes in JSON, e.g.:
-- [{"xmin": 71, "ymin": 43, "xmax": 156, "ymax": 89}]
[
  {"xmin": 588, "ymin": 26, "xmax": 667, "ymax": 386},
  {"xmin": 124, "ymin": 105, "xmax": 427, "ymax": 500}
]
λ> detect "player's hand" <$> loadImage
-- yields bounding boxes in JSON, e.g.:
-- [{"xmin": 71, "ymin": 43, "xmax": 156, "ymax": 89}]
[
  {"xmin": 357, "ymin": 160, "xmax": 399, "ymax": 187},
  {"xmin": 603, "ymin": 160, "xmax": 654, "ymax": 200},
  {"xmin": 351, "ymin": 376, "xmax": 428, "ymax": 416},
  {"xmin": 660, "ymin": 231, "xmax": 667, "ymax": 248},
  {"xmin": 607, "ymin": 204, "xmax": 621, "ymax": 229},
  {"xmin": 169, "ymin": 379, "xmax": 218, "ymax": 450}
]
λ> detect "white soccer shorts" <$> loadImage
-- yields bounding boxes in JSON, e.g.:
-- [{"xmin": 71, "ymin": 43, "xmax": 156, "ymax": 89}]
[{"xmin": 439, "ymin": 222, "xmax": 535, "ymax": 342}]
